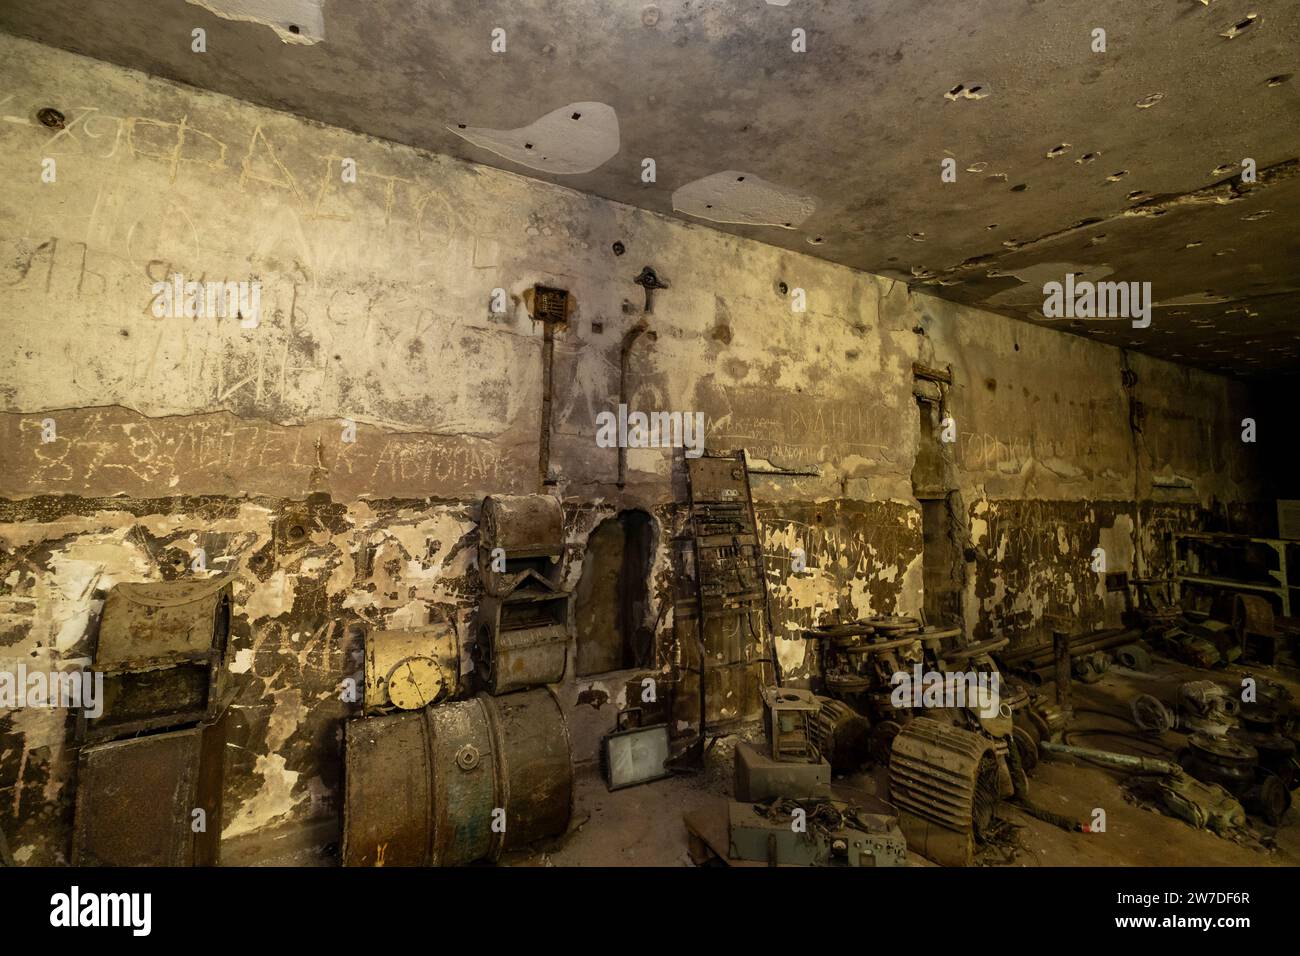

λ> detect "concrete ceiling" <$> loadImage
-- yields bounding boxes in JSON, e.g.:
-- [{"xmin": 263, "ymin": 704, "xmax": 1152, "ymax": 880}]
[{"xmin": 4, "ymin": 0, "xmax": 1298, "ymax": 378}]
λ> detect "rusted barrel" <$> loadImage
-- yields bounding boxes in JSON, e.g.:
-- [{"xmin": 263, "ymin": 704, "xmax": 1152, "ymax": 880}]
[{"xmin": 344, "ymin": 688, "xmax": 572, "ymax": 867}]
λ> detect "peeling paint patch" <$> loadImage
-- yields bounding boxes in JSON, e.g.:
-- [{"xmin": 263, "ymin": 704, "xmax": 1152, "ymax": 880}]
[
  {"xmin": 672, "ymin": 171, "xmax": 816, "ymax": 229},
  {"xmin": 448, "ymin": 102, "xmax": 620, "ymax": 175},
  {"xmin": 186, "ymin": 0, "xmax": 324, "ymax": 44},
  {"xmin": 221, "ymin": 751, "xmax": 304, "ymax": 839}
]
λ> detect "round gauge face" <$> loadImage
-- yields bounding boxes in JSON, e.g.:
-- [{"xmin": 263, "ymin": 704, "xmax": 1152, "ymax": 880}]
[{"xmin": 386, "ymin": 657, "xmax": 445, "ymax": 710}]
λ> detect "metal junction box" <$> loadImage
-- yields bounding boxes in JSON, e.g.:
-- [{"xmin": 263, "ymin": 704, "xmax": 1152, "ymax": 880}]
[
  {"xmin": 727, "ymin": 801, "xmax": 907, "ymax": 867},
  {"xmin": 734, "ymin": 740, "xmax": 830, "ymax": 802}
]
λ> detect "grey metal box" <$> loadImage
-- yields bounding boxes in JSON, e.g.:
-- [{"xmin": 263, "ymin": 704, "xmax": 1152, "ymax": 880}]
[{"xmin": 734, "ymin": 740, "xmax": 830, "ymax": 802}]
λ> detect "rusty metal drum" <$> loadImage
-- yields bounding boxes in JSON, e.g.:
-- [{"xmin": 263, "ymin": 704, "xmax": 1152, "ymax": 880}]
[{"xmin": 344, "ymin": 688, "xmax": 573, "ymax": 867}]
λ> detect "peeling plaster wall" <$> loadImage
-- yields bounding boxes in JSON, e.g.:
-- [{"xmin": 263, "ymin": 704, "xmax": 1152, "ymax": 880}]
[{"xmin": 0, "ymin": 37, "xmax": 1262, "ymax": 862}]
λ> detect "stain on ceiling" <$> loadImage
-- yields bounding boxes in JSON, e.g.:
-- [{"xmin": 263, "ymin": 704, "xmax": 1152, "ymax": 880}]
[{"xmin": 3, "ymin": 0, "xmax": 1297, "ymax": 378}]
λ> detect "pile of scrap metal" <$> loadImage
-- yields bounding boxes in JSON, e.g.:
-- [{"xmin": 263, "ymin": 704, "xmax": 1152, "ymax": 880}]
[
  {"xmin": 723, "ymin": 684, "xmax": 906, "ymax": 866},
  {"xmin": 802, "ymin": 616, "xmax": 1067, "ymax": 864},
  {"xmin": 342, "ymin": 494, "xmax": 575, "ymax": 867},
  {"xmin": 1127, "ymin": 677, "xmax": 1299, "ymax": 828},
  {"xmin": 73, "ymin": 575, "xmax": 233, "ymax": 866},
  {"xmin": 1136, "ymin": 579, "xmax": 1292, "ymax": 668},
  {"xmin": 996, "ymin": 625, "xmax": 1156, "ymax": 685},
  {"xmin": 1040, "ymin": 742, "xmax": 1251, "ymax": 837}
]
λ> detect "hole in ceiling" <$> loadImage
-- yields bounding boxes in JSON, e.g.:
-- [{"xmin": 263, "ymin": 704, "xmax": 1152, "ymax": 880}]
[
  {"xmin": 1265, "ymin": 73, "xmax": 1293, "ymax": 87},
  {"xmin": 807, "ymin": 236, "xmax": 825, "ymax": 245},
  {"xmin": 1221, "ymin": 14, "xmax": 1258, "ymax": 40},
  {"xmin": 612, "ymin": 241, "xmax": 625, "ymax": 256},
  {"xmin": 1212, "ymin": 163, "xmax": 1237, "ymax": 176},
  {"xmin": 986, "ymin": 224, "xmax": 998, "ymax": 230},
  {"xmin": 1010, "ymin": 183, "xmax": 1028, "ymax": 192},
  {"xmin": 571, "ymin": 112, "xmax": 581, "ymax": 120},
  {"xmin": 1046, "ymin": 144, "xmax": 1071, "ymax": 158},
  {"xmin": 1127, "ymin": 190, "xmax": 1150, "ymax": 201},
  {"xmin": 1106, "ymin": 170, "xmax": 1129, "ymax": 182},
  {"xmin": 908, "ymin": 232, "xmax": 926, "ymax": 242},
  {"xmin": 1135, "ymin": 92, "xmax": 1164, "ymax": 109},
  {"xmin": 966, "ymin": 162, "xmax": 988, "ymax": 173},
  {"xmin": 288, "ymin": 23, "xmax": 300, "ymax": 34},
  {"xmin": 1075, "ymin": 152, "xmax": 1100, "ymax": 165},
  {"xmin": 1242, "ymin": 210, "xmax": 1273, "ymax": 221}
]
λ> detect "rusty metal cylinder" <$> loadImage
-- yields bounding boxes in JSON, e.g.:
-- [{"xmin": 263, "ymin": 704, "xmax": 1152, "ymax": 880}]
[{"xmin": 344, "ymin": 688, "xmax": 573, "ymax": 867}]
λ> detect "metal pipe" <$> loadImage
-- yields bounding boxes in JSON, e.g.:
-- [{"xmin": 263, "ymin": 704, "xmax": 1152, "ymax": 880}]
[
  {"xmin": 617, "ymin": 319, "xmax": 653, "ymax": 488},
  {"xmin": 1053, "ymin": 629, "xmax": 1072, "ymax": 715},
  {"xmin": 1040, "ymin": 741, "xmax": 1179, "ymax": 776}
]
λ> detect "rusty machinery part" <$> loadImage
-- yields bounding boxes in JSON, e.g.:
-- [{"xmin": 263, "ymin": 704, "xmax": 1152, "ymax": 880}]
[
  {"xmin": 824, "ymin": 670, "xmax": 874, "ymax": 695},
  {"xmin": 940, "ymin": 637, "xmax": 1009, "ymax": 663},
  {"xmin": 870, "ymin": 719, "xmax": 903, "ymax": 765},
  {"xmin": 730, "ymin": 799, "xmax": 906, "ymax": 867},
  {"xmin": 477, "ymin": 494, "xmax": 565, "ymax": 596},
  {"xmin": 364, "ymin": 624, "xmax": 461, "ymax": 714},
  {"xmin": 74, "ymin": 721, "xmax": 225, "ymax": 866},
  {"xmin": 1178, "ymin": 680, "xmax": 1240, "ymax": 735},
  {"xmin": 837, "ymin": 633, "xmax": 922, "ymax": 655},
  {"xmin": 1177, "ymin": 734, "xmax": 1259, "ymax": 794},
  {"xmin": 914, "ymin": 625, "xmax": 964, "ymax": 642},
  {"xmin": 809, "ymin": 696, "xmax": 872, "ymax": 772},
  {"xmin": 888, "ymin": 717, "xmax": 1001, "ymax": 866},
  {"xmin": 1243, "ymin": 772, "xmax": 1292, "ymax": 827},
  {"xmin": 455, "ymin": 743, "xmax": 482, "ymax": 771},
  {"xmin": 1131, "ymin": 693, "xmax": 1177, "ymax": 734},
  {"xmin": 1152, "ymin": 772, "xmax": 1247, "ymax": 835},
  {"xmin": 1165, "ymin": 631, "xmax": 1222, "ymax": 670},
  {"xmin": 96, "ymin": 575, "xmax": 233, "ymax": 672},
  {"xmin": 1114, "ymin": 643, "xmax": 1152, "ymax": 672},
  {"xmin": 479, "ymin": 494, "xmax": 563, "ymax": 554},
  {"xmin": 1071, "ymin": 650, "xmax": 1110, "ymax": 684},
  {"xmin": 474, "ymin": 614, "xmax": 567, "ymax": 696},
  {"xmin": 861, "ymin": 615, "xmax": 921, "ymax": 633},
  {"xmin": 86, "ymin": 575, "xmax": 233, "ymax": 742},
  {"xmin": 761, "ymin": 686, "xmax": 821, "ymax": 762},
  {"xmin": 807, "ymin": 622, "xmax": 875, "ymax": 642},
  {"xmin": 343, "ymin": 688, "xmax": 573, "ymax": 867},
  {"xmin": 1011, "ymin": 724, "xmax": 1040, "ymax": 772},
  {"xmin": 1230, "ymin": 728, "xmax": 1298, "ymax": 788},
  {"xmin": 1234, "ymin": 593, "xmax": 1277, "ymax": 641}
]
